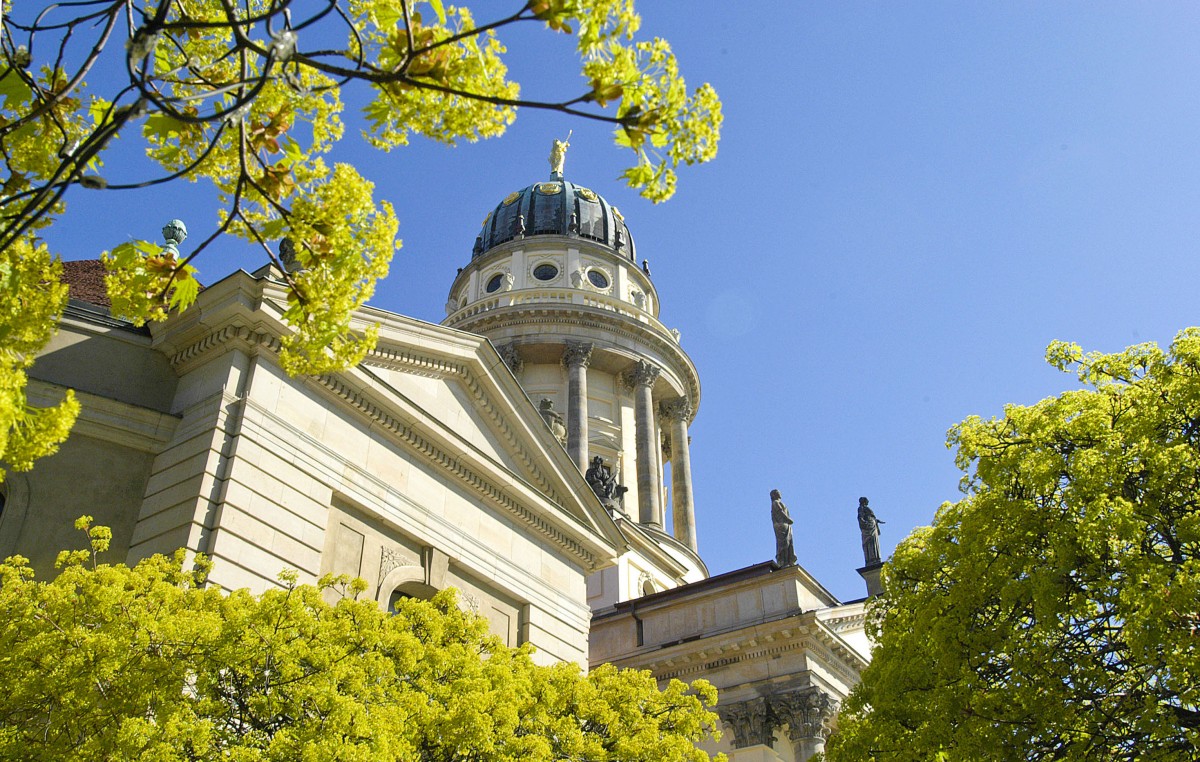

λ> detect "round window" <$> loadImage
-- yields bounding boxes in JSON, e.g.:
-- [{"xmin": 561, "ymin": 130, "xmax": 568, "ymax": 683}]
[
  {"xmin": 485, "ymin": 273, "xmax": 504, "ymax": 293},
  {"xmin": 533, "ymin": 263, "xmax": 558, "ymax": 281},
  {"xmin": 587, "ymin": 269, "xmax": 609, "ymax": 289}
]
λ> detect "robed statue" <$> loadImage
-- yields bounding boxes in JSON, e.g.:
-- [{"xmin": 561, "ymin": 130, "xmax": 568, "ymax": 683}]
[
  {"xmin": 771, "ymin": 489, "xmax": 797, "ymax": 567},
  {"xmin": 858, "ymin": 496, "xmax": 884, "ymax": 565}
]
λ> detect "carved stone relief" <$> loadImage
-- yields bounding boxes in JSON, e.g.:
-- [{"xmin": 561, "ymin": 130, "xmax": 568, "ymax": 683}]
[{"xmin": 379, "ymin": 546, "xmax": 419, "ymax": 580}]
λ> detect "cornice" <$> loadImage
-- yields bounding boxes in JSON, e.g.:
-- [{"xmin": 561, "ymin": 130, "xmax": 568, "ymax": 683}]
[
  {"xmin": 166, "ymin": 324, "xmax": 281, "ymax": 374},
  {"xmin": 26, "ymin": 379, "xmax": 179, "ymax": 453},
  {"xmin": 616, "ymin": 613, "xmax": 866, "ymax": 688}
]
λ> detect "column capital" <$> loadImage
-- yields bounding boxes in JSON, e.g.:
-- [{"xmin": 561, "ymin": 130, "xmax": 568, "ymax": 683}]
[
  {"xmin": 775, "ymin": 689, "xmax": 838, "ymax": 742},
  {"xmin": 659, "ymin": 396, "xmax": 692, "ymax": 423},
  {"xmin": 622, "ymin": 359, "xmax": 660, "ymax": 390},
  {"xmin": 716, "ymin": 697, "xmax": 775, "ymax": 749},
  {"xmin": 562, "ymin": 341, "xmax": 594, "ymax": 369},
  {"xmin": 498, "ymin": 342, "xmax": 523, "ymax": 375}
]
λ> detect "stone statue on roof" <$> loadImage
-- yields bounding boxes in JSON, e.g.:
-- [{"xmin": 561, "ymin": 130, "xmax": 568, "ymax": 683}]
[
  {"xmin": 771, "ymin": 489, "xmax": 797, "ymax": 567},
  {"xmin": 549, "ymin": 132, "xmax": 572, "ymax": 177},
  {"xmin": 858, "ymin": 496, "xmax": 884, "ymax": 565}
]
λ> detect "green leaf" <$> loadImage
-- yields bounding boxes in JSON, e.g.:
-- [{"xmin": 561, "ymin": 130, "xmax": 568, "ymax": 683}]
[
  {"xmin": 143, "ymin": 113, "xmax": 185, "ymax": 141},
  {"xmin": 426, "ymin": 0, "xmax": 447, "ymax": 26},
  {"xmin": 0, "ymin": 70, "xmax": 32, "ymax": 108}
]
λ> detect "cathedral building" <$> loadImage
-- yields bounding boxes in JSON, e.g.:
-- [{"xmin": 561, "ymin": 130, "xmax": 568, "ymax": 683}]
[{"xmin": 4, "ymin": 147, "xmax": 872, "ymax": 761}]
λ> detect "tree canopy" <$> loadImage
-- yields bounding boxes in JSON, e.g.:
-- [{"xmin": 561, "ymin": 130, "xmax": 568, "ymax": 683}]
[
  {"xmin": 0, "ymin": 518, "xmax": 726, "ymax": 761},
  {"xmin": 826, "ymin": 331, "xmax": 1200, "ymax": 760},
  {"xmin": 0, "ymin": 0, "xmax": 721, "ymax": 476}
]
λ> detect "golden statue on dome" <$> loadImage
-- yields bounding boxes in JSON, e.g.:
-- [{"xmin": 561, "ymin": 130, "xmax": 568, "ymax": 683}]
[{"xmin": 549, "ymin": 131, "xmax": 572, "ymax": 177}]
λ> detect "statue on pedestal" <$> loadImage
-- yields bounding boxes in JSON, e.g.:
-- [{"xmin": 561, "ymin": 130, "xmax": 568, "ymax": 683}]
[
  {"xmin": 771, "ymin": 489, "xmax": 797, "ymax": 567},
  {"xmin": 858, "ymin": 496, "xmax": 884, "ymax": 565},
  {"xmin": 549, "ymin": 132, "xmax": 571, "ymax": 177}
]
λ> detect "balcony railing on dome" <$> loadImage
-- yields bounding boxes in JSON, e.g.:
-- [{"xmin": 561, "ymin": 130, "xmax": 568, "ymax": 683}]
[{"xmin": 446, "ymin": 288, "xmax": 679, "ymax": 343}]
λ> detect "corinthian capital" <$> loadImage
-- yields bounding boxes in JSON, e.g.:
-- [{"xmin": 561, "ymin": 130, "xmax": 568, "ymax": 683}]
[
  {"xmin": 498, "ymin": 342, "xmax": 523, "ymax": 374},
  {"xmin": 659, "ymin": 397, "xmax": 692, "ymax": 423},
  {"xmin": 716, "ymin": 697, "xmax": 775, "ymax": 749},
  {"xmin": 775, "ymin": 689, "xmax": 838, "ymax": 742},
  {"xmin": 561, "ymin": 341, "xmax": 594, "ymax": 369},
  {"xmin": 622, "ymin": 359, "xmax": 660, "ymax": 389}
]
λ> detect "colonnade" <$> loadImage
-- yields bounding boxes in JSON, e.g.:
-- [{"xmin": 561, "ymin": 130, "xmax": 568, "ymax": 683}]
[{"xmin": 560, "ymin": 346, "xmax": 697, "ymax": 552}]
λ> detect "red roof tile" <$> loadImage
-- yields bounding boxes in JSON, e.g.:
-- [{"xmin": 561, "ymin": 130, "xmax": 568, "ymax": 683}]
[{"xmin": 61, "ymin": 259, "xmax": 110, "ymax": 307}]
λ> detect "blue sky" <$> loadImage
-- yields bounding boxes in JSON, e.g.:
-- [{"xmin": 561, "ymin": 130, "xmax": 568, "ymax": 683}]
[{"xmin": 42, "ymin": 2, "xmax": 1200, "ymax": 600}]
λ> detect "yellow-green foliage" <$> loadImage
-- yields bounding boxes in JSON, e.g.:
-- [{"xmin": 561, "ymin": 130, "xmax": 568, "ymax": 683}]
[
  {"xmin": 0, "ymin": 0, "xmax": 721, "ymax": 474},
  {"xmin": 0, "ymin": 520, "xmax": 725, "ymax": 761},
  {"xmin": 0, "ymin": 238, "xmax": 79, "ymax": 478},
  {"xmin": 826, "ymin": 330, "xmax": 1200, "ymax": 761}
]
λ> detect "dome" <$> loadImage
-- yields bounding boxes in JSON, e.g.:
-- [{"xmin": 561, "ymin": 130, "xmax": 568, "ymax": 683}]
[{"xmin": 472, "ymin": 175, "xmax": 636, "ymax": 261}]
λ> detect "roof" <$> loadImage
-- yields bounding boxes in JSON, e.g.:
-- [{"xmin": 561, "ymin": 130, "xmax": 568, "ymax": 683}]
[
  {"xmin": 61, "ymin": 259, "xmax": 110, "ymax": 307},
  {"xmin": 473, "ymin": 174, "xmax": 637, "ymax": 261}
]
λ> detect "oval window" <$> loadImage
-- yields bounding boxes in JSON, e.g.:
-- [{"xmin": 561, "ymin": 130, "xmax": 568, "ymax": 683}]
[
  {"xmin": 485, "ymin": 273, "xmax": 504, "ymax": 293},
  {"xmin": 533, "ymin": 263, "xmax": 558, "ymax": 281},
  {"xmin": 587, "ymin": 269, "xmax": 609, "ymax": 289}
]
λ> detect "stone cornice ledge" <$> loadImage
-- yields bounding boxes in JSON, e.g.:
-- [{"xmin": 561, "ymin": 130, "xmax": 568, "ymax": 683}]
[{"xmin": 26, "ymin": 379, "xmax": 179, "ymax": 453}]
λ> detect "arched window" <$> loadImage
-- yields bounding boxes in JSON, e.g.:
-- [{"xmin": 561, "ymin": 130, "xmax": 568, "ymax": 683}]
[{"xmin": 387, "ymin": 580, "xmax": 438, "ymax": 612}]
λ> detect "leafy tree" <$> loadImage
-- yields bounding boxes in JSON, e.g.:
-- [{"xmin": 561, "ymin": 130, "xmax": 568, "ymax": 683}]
[
  {"xmin": 827, "ymin": 331, "xmax": 1200, "ymax": 761},
  {"xmin": 0, "ymin": 517, "xmax": 726, "ymax": 761},
  {"xmin": 0, "ymin": 0, "xmax": 721, "ymax": 472}
]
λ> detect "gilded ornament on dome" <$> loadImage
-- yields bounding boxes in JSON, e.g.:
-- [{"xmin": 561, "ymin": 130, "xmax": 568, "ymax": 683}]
[
  {"xmin": 481, "ymin": 212, "xmax": 491, "ymax": 227},
  {"xmin": 611, "ymin": 206, "xmax": 624, "ymax": 221},
  {"xmin": 576, "ymin": 187, "xmax": 598, "ymax": 202},
  {"xmin": 502, "ymin": 191, "xmax": 521, "ymax": 206},
  {"xmin": 536, "ymin": 182, "xmax": 562, "ymax": 195}
]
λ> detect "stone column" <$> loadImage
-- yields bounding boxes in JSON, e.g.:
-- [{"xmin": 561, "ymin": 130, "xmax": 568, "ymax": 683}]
[
  {"xmin": 623, "ymin": 360, "xmax": 662, "ymax": 528},
  {"xmin": 562, "ymin": 342, "xmax": 593, "ymax": 471},
  {"xmin": 661, "ymin": 397, "xmax": 697, "ymax": 552}
]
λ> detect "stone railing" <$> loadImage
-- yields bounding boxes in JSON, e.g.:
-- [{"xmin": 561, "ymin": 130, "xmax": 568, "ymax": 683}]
[{"xmin": 446, "ymin": 288, "xmax": 680, "ymax": 344}]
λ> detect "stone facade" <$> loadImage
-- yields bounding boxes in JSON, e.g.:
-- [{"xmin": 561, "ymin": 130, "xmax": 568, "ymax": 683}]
[{"xmin": 2, "ymin": 162, "xmax": 872, "ymax": 760}]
